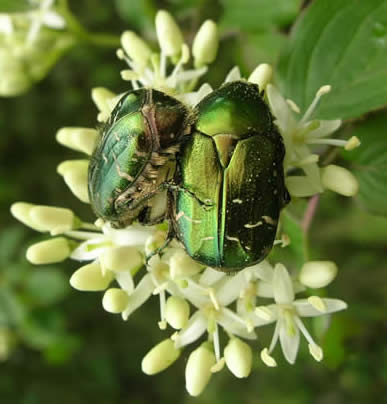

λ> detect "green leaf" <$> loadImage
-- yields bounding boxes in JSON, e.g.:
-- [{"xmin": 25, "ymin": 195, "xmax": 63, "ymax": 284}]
[
  {"xmin": 20, "ymin": 310, "xmax": 66, "ymax": 350},
  {"xmin": 24, "ymin": 268, "xmax": 69, "ymax": 306},
  {"xmin": 243, "ymin": 31, "xmax": 287, "ymax": 68},
  {"xmin": 43, "ymin": 334, "xmax": 81, "ymax": 365},
  {"xmin": 0, "ymin": 288, "xmax": 26, "ymax": 326},
  {"xmin": 342, "ymin": 111, "xmax": 387, "ymax": 216},
  {"xmin": 277, "ymin": 0, "xmax": 387, "ymax": 120},
  {"xmin": 220, "ymin": 0, "xmax": 302, "ymax": 32},
  {"xmin": 0, "ymin": 226, "xmax": 25, "ymax": 265},
  {"xmin": 114, "ymin": 0, "xmax": 156, "ymax": 30},
  {"xmin": 0, "ymin": 0, "xmax": 35, "ymax": 13}
]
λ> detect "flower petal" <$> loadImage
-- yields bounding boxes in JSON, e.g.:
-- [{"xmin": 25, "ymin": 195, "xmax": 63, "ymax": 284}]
[
  {"xmin": 115, "ymin": 271, "xmax": 135, "ymax": 293},
  {"xmin": 174, "ymin": 311, "xmax": 207, "ymax": 348},
  {"xmin": 42, "ymin": 11, "xmax": 66, "ymax": 29},
  {"xmin": 218, "ymin": 308, "xmax": 257, "ymax": 340},
  {"xmin": 0, "ymin": 16, "xmax": 13, "ymax": 34},
  {"xmin": 279, "ymin": 318, "xmax": 300, "ymax": 364},
  {"xmin": 122, "ymin": 274, "xmax": 154, "ymax": 320},
  {"xmin": 273, "ymin": 264, "xmax": 294, "ymax": 304},
  {"xmin": 199, "ymin": 267, "xmax": 225, "ymax": 286},
  {"xmin": 104, "ymin": 223, "xmax": 155, "ymax": 247},
  {"xmin": 307, "ymin": 119, "xmax": 342, "ymax": 139},
  {"xmin": 266, "ymin": 84, "xmax": 297, "ymax": 134},
  {"xmin": 70, "ymin": 237, "xmax": 109, "ymax": 261},
  {"xmin": 256, "ymin": 280, "xmax": 274, "ymax": 298},
  {"xmin": 249, "ymin": 260, "xmax": 274, "ymax": 282},
  {"xmin": 294, "ymin": 298, "xmax": 347, "ymax": 317},
  {"xmin": 168, "ymin": 280, "xmax": 210, "ymax": 309},
  {"xmin": 178, "ymin": 83, "xmax": 213, "ymax": 107},
  {"xmin": 216, "ymin": 271, "xmax": 249, "ymax": 306},
  {"xmin": 224, "ymin": 66, "xmax": 241, "ymax": 83},
  {"xmin": 285, "ymin": 175, "xmax": 321, "ymax": 197}
]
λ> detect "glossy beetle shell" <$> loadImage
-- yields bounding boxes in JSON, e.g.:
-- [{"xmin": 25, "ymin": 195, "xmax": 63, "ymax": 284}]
[
  {"xmin": 88, "ymin": 88, "xmax": 189, "ymax": 228},
  {"xmin": 171, "ymin": 81, "xmax": 289, "ymax": 271}
]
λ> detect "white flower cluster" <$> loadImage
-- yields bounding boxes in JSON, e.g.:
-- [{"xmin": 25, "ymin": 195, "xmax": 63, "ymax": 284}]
[
  {"xmin": 10, "ymin": 10, "xmax": 355, "ymax": 396},
  {"xmin": 0, "ymin": 0, "xmax": 70, "ymax": 96},
  {"xmin": 8, "ymin": 201, "xmax": 348, "ymax": 395}
]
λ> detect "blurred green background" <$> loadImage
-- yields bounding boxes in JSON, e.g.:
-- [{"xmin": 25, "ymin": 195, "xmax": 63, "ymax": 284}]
[{"xmin": 1, "ymin": 0, "xmax": 387, "ymax": 403}]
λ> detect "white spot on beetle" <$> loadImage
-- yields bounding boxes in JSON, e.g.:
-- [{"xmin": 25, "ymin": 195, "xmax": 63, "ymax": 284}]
[
  {"xmin": 175, "ymin": 211, "xmax": 184, "ymax": 221},
  {"xmin": 226, "ymin": 235, "xmax": 240, "ymax": 242},
  {"xmin": 244, "ymin": 221, "xmax": 263, "ymax": 229},
  {"xmin": 262, "ymin": 216, "xmax": 277, "ymax": 225},
  {"xmin": 176, "ymin": 211, "xmax": 202, "ymax": 224},
  {"xmin": 232, "ymin": 199, "xmax": 243, "ymax": 204}
]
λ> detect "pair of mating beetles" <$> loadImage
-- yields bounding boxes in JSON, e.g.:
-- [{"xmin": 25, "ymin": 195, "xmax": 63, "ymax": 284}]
[{"xmin": 88, "ymin": 81, "xmax": 289, "ymax": 272}]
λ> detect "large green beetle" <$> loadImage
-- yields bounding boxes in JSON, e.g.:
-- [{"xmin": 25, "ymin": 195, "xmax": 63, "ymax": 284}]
[
  {"xmin": 88, "ymin": 88, "xmax": 190, "ymax": 228},
  {"xmin": 170, "ymin": 81, "xmax": 289, "ymax": 271}
]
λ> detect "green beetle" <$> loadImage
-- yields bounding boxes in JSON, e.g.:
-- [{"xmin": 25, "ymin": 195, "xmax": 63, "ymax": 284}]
[
  {"xmin": 88, "ymin": 88, "xmax": 190, "ymax": 228},
  {"xmin": 170, "ymin": 81, "xmax": 289, "ymax": 271}
]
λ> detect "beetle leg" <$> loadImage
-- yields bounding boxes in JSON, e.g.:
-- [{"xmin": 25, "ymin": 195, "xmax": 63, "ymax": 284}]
[{"xmin": 145, "ymin": 226, "xmax": 174, "ymax": 264}]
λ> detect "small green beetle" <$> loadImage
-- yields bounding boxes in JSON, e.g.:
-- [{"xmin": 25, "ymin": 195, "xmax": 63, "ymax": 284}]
[
  {"xmin": 88, "ymin": 88, "xmax": 190, "ymax": 228},
  {"xmin": 171, "ymin": 81, "xmax": 289, "ymax": 272}
]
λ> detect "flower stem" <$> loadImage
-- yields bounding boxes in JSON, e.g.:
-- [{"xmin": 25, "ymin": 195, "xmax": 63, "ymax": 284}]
[
  {"xmin": 58, "ymin": 0, "xmax": 120, "ymax": 48},
  {"xmin": 302, "ymin": 194, "xmax": 320, "ymax": 234}
]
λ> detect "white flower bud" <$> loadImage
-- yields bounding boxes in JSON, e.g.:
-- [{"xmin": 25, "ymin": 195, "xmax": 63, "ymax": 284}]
[
  {"xmin": 100, "ymin": 246, "xmax": 143, "ymax": 273},
  {"xmin": 169, "ymin": 249, "xmax": 204, "ymax": 279},
  {"xmin": 192, "ymin": 20, "xmax": 218, "ymax": 67},
  {"xmin": 56, "ymin": 127, "xmax": 99, "ymax": 155},
  {"xmin": 10, "ymin": 202, "xmax": 45, "ymax": 231},
  {"xmin": 321, "ymin": 165, "xmax": 359, "ymax": 197},
  {"xmin": 102, "ymin": 288, "xmax": 129, "ymax": 313},
  {"xmin": 57, "ymin": 160, "xmax": 89, "ymax": 203},
  {"xmin": 26, "ymin": 237, "xmax": 72, "ymax": 264},
  {"xmin": 91, "ymin": 87, "xmax": 116, "ymax": 122},
  {"xmin": 155, "ymin": 10, "xmax": 183, "ymax": 57},
  {"xmin": 224, "ymin": 337, "xmax": 252, "ymax": 378},
  {"xmin": 165, "ymin": 296, "xmax": 190, "ymax": 329},
  {"xmin": 185, "ymin": 343, "xmax": 216, "ymax": 396},
  {"xmin": 141, "ymin": 338, "xmax": 181, "ymax": 375},
  {"xmin": 248, "ymin": 63, "xmax": 273, "ymax": 90},
  {"xmin": 300, "ymin": 261, "xmax": 338, "ymax": 288},
  {"xmin": 70, "ymin": 261, "xmax": 114, "ymax": 291},
  {"xmin": 121, "ymin": 31, "xmax": 152, "ymax": 69},
  {"xmin": 29, "ymin": 205, "xmax": 77, "ymax": 235}
]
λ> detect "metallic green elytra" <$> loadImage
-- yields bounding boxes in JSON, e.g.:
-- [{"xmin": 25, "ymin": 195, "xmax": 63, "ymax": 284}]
[
  {"xmin": 171, "ymin": 81, "xmax": 289, "ymax": 272},
  {"xmin": 88, "ymin": 88, "xmax": 189, "ymax": 228}
]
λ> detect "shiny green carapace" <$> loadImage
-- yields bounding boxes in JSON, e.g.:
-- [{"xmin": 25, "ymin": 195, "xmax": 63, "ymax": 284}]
[
  {"xmin": 88, "ymin": 88, "xmax": 189, "ymax": 228},
  {"xmin": 172, "ymin": 81, "xmax": 289, "ymax": 271}
]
